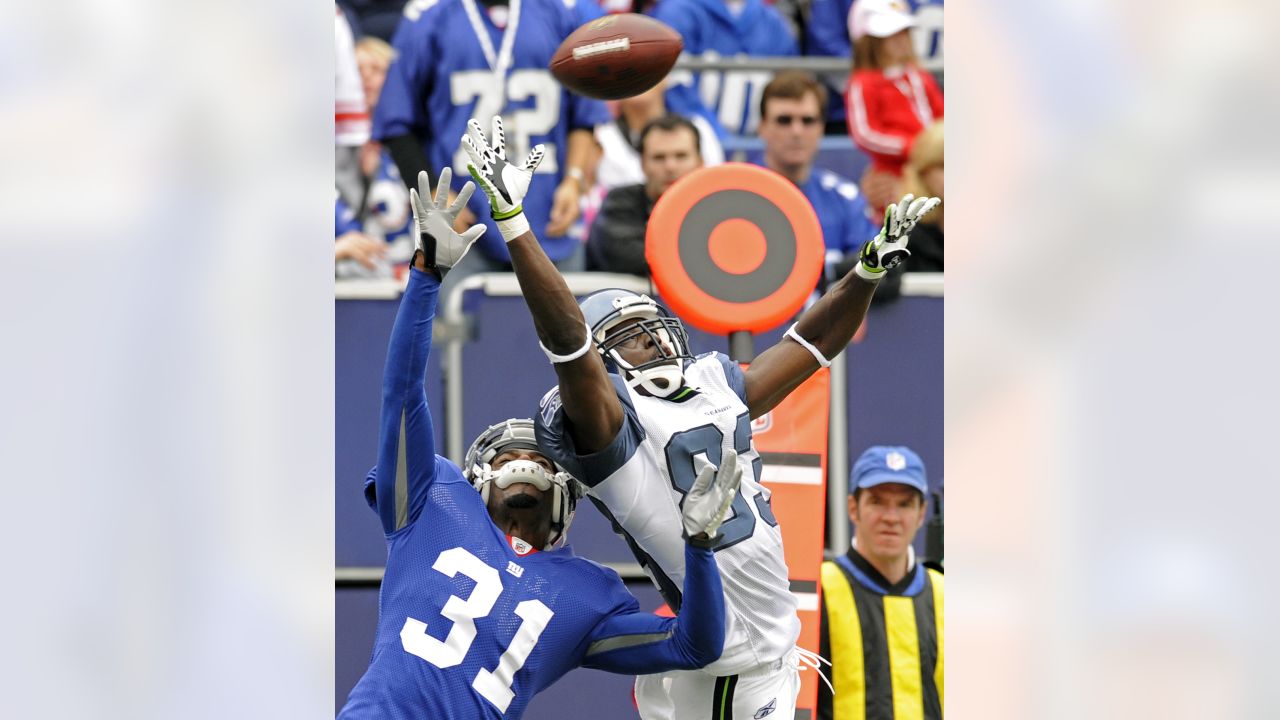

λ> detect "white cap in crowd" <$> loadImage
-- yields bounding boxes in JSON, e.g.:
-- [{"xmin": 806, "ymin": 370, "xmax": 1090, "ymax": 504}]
[{"xmin": 849, "ymin": 0, "xmax": 917, "ymax": 40}]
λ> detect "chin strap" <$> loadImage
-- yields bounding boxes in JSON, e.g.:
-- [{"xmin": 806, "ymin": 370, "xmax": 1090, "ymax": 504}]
[{"xmin": 611, "ymin": 350, "xmax": 684, "ymax": 398}]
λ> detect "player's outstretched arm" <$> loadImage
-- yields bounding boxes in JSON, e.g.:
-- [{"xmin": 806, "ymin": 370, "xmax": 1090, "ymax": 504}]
[
  {"xmin": 371, "ymin": 168, "xmax": 486, "ymax": 534},
  {"xmin": 462, "ymin": 116, "xmax": 623, "ymax": 454},
  {"xmin": 581, "ymin": 451, "xmax": 742, "ymax": 673},
  {"xmin": 743, "ymin": 195, "xmax": 940, "ymax": 418}
]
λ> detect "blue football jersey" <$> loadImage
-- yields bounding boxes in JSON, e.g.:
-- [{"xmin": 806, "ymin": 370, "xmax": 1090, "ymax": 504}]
[
  {"xmin": 798, "ymin": 167, "xmax": 879, "ymax": 258},
  {"xmin": 339, "ymin": 268, "xmax": 726, "ymax": 719},
  {"xmin": 653, "ymin": 0, "xmax": 798, "ymax": 135},
  {"xmin": 375, "ymin": 0, "xmax": 611, "ymax": 263}
]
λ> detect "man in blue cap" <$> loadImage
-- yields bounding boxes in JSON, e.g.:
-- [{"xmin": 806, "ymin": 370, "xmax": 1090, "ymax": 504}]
[{"xmin": 817, "ymin": 445, "xmax": 943, "ymax": 720}]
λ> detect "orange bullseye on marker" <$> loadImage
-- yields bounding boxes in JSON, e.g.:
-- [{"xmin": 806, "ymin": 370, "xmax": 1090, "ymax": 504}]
[
  {"xmin": 646, "ymin": 163, "xmax": 824, "ymax": 335},
  {"xmin": 707, "ymin": 218, "xmax": 767, "ymax": 275}
]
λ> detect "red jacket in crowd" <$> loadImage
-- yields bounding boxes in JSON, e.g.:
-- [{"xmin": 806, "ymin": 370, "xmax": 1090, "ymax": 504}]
[{"xmin": 844, "ymin": 65, "xmax": 944, "ymax": 176}]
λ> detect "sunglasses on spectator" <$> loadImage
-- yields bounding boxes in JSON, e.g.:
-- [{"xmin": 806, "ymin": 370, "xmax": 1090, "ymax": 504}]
[{"xmin": 771, "ymin": 114, "xmax": 821, "ymax": 127}]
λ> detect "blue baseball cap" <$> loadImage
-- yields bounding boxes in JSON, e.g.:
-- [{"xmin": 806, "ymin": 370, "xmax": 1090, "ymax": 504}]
[{"xmin": 850, "ymin": 445, "xmax": 927, "ymax": 496}]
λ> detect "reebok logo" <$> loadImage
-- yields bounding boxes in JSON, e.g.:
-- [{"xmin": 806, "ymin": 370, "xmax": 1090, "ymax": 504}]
[{"xmin": 753, "ymin": 698, "xmax": 776, "ymax": 718}]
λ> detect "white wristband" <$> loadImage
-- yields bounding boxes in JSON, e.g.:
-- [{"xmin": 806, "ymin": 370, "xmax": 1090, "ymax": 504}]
[
  {"xmin": 497, "ymin": 212, "xmax": 530, "ymax": 243},
  {"xmin": 854, "ymin": 262, "xmax": 886, "ymax": 282},
  {"xmin": 540, "ymin": 322, "xmax": 594, "ymax": 364},
  {"xmin": 785, "ymin": 323, "xmax": 832, "ymax": 368}
]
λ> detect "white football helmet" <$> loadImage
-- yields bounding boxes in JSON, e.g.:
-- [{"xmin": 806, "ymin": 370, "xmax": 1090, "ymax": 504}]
[
  {"xmin": 578, "ymin": 289, "xmax": 693, "ymax": 398},
  {"xmin": 462, "ymin": 418, "xmax": 581, "ymax": 549}
]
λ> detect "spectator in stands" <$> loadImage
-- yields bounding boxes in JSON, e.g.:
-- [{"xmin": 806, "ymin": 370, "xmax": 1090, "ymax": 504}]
[
  {"xmin": 336, "ymin": 35, "xmax": 415, "ymax": 279},
  {"xmin": 374, "ymin": 0, "xmax": 610, "ymax": 298},
  {"xmin": 804, "ymin": 0, "xmax": 944, "ymax": 135},
  {"xmin": 818, "ymin": 445, "xmax": 943, "ymax": 720},
  {"xmin": 756, "ymin": 72, "xmax": 879, "ymax": 293},
  {"xmin": 900, "ymin": 120, "xmax": 943, "ymax": 272},
  {"xmin": 355, "ymin": 37, "xmax": 395, "ymax": 178},
  {"xmin": 336, "ymin": 3, "xmax": 371, "ymax": 209},
  {"xmin": 653, "ymin": 0, "xmax": 798, "ymax": 136},
  {"xmin": 583, "ymin": 77, "xmax": 723, "ymax": 239},
  {"xmin": 586, "ymin": 115, "xmax": 703, "ymax": 276},
  {"xmin": 336, "ymin": 191, "xmax": 388, "ymax": 276},
  {"xmin": 594, "ymin": 78, "xmax": 724, "ymax": 192},
  {"xmin": 844, "ymin": 0, "xmax": 943, "ymax": 212}
]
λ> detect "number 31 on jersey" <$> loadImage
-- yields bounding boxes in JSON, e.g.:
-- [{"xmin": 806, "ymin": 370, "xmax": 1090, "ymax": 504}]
[{"xmin": 400, "ymin": 547, "xmax": 554, "ymax": 713}]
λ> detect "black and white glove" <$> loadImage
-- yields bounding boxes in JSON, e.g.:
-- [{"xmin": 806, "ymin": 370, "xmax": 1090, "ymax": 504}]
[
  {"xmin": 461, "ymin": 115, "xmax": 546, "ymax": 242},
  {"xmin": 681, "ymin": 449, "xmax": 743, "ymax": 547},
  {"xmin": 855, "ymin": 193, "xmax": 941, "ymax": 281},
  {"xmin": 409, "ymin": 167, "xmax": 486, "ymax": 277}
]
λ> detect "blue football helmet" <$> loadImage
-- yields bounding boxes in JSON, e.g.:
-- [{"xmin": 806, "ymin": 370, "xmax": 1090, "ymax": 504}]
[
  {"xmin": 579, "ymin": 289, "xmax": 692, "ymax": 398},
  {"xmin": 462, "ymin": 419, "xmax": 581, "ymax": 549}
]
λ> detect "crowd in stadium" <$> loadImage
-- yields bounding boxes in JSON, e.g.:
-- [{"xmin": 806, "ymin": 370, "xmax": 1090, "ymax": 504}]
[
  {"xmin": 334, "ymin": 0, "xmax": 943, "ymax": 292},
  {"xmin": 335, "ymin": 1, "xmax": 944, "ymax": 718}
]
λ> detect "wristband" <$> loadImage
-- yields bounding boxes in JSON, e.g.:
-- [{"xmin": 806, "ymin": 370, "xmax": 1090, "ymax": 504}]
[
  {"xmin": 785, "ymin": 323, "xmax": 832, "ymax": 368},
  {"xmin": 854, "ymin": 262, "xmax": 886, "ymax": 282},
  {"xmin": 497, "ymin": 212, "xmax": 531, "ymax": 243},
  {"xmin": 539, "ymin": 322, "xmax": 594, "ymax": 364}
]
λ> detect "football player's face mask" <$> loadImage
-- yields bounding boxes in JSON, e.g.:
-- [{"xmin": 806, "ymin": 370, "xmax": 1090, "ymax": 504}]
[
  {"xmin": 462, "ymin": 419, "xmax": 581, "ymax": 549},
  {"xmin": 593, "ymin": 294, "xmax": 692, "ymax": 398}
]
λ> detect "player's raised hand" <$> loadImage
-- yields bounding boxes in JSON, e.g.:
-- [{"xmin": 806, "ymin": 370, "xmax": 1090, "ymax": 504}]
[
  {"xmin": 462, "ymin": 116, "xmax": 545, "ymax": 242},
  {"xmin": 682, "ymin": 449, "xmax": 743, "ymax": 545},
  {"xmin": 855, "ymin": 193, "xmax": 941, "ymax": 281},
  {"xmin": 409, "ymin": 167, "xmax": 486, "ymax": 276}
]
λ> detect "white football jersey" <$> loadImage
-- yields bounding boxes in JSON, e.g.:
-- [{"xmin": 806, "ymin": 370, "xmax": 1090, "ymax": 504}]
[{"xmin": 537, "ymin": 352, "xmax": 799, "ymax": 674}]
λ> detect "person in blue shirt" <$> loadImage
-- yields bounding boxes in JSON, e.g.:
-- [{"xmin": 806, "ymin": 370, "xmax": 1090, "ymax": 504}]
[
  {"xmin": 652, "ymin": 0, "xmax": 798, "ymax": 136},
  {"xmin": 338, "ymin": 168, "xmax": 737, "ymax": 719},
  {"xmin": 754, "ymin": 71, "xmax": 879, "ymax": 294},
  {"xmin": 374, "ymin": 0, "xmax": 611, "ymax": 299}
]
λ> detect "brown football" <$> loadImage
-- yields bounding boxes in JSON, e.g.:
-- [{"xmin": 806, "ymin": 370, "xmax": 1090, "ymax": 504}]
[{"xmin": 550, "ymin": 14, "xmax": 683, "ymax": 100}]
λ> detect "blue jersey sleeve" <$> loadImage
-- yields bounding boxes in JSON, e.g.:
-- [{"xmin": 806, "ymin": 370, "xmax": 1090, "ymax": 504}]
[
  {"xmin": 533, "ymin": 375, "xmax": 644, "ymax": 487},
  {"xmin": 373, "ymin": 11, "xmax": 435, "ymax": 141},
  {"xmin": 582, "ymin": 544, "xmax": 725, "ymax": 673},
  {"xmin": 371, "ymin": 267, "xmax": 452, "ymax": 534}
]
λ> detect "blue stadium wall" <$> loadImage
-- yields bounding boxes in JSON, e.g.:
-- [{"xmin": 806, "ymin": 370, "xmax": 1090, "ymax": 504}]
[{"xmin": 335, "ymin": 290, "xmax": 942, "ymax": 715}]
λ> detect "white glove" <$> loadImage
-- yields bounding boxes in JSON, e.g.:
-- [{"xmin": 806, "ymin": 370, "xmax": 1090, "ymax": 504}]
[
  {"xmin": 461, "ymin": 115, "xmax": 546, "ymax": 242},
  {"xmin": 410, "ymin": 167, "xmax": 486, "ymax": 276},
  {"xmin": 855, "ymin": 193, "xmax": 941, "ymax": 281},
  {"xmin": 682, "ymin": 449, "xmax": 743, "ymax": 543}
]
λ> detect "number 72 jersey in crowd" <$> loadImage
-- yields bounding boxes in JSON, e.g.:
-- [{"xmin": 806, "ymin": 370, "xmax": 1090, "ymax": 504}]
[
  {"xmin": 375, "ymin": 0, "xmax": 610, "ymax": 263},
  {"xmin": 536, "ymin": 352, "xmax": 802, "ymax": 676}
]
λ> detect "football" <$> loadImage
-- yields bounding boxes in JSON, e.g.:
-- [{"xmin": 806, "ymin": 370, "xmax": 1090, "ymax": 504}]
[{"xmin": 550, "ymin": 14, "xmax": 683, "ymax": 100}]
